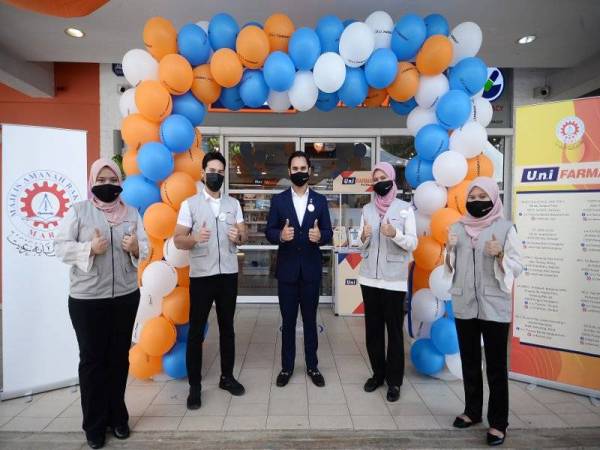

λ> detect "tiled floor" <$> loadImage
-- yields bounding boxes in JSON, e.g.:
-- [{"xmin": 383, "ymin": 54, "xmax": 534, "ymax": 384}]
[{"xmin": 1, "ymin": 305, "xmax": 600, "ymax": 433}]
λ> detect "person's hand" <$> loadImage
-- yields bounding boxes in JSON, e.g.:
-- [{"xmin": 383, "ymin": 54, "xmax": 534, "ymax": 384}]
[
  {"xmin": 121, "ymin": 230, "xmax": 138, "ymax": 255},
  {"xmin": 362, "ymin": 218, "xmax": 372, "ymax": 241},
  {"xmin": 91, "ymin": 228, "xmax": 108, "ymax": 255},
  {"xmin": 227, "ymin": 226, "xmax": 239, "ymax": 244},
  {"xmin": 447, "ymin": 233, "xmax": 458, "ymax": 248},
  {"xmin": 309, "ymin": 219, "xmax": 321, "ymax": 243},
  {"xmin": 280, "ymin": 219, "xmax": 295, "ymax": 242},
  {"xmin": 380, "ymin": 218, "xmax": 397, "ymax": 238},
  {"xmin": 195, "ymin": 221, "xmax": 211, "ymax": 243},
  {"xmin": 485, "ymin": 234, "xmax": 503, "ymax": 257}
]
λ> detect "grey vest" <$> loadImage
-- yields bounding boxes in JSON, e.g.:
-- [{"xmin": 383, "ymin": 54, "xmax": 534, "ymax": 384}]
[
  {"xmin": 187, "ymin": 193, "xmax": 239, "ymax": 278},
  {"xmin": 359, "ymin": 199, "xmax": 411, "ymax": 282},
  {"xmin": 449, "ymin": 219, "xmax": 514, "ymax": 322}
]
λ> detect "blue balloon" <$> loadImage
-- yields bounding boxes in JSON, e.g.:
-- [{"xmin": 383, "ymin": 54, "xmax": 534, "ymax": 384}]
[
  {"xmin": 424, "ymin": 14, "xmax": 449, "ymax": 37},
  {"xmin": 243, "ymin": 21, "xmax": 262, "ymax": 29},
  {"xmin": 208, "ymin": 12, "xmax": 239, "ymax": 50},
  {"xmin": 162, "ymin": 343, "xmax": 187, "ymax": 379},
  {"xmin": 121, "ymin": 175, "xmax": 161, "ymax": 211},
  {"xmin": 177, "ymin": 23, "xmax": 211, "ymax": 66},
  {"xmin": 390, "ymin": 98, "xmax": 417, "ymax": 116},
  {"xmin": 316, "ymin": 15, "xmax": 344, "ymax": 53},
  {"xmin": 436, "ymin": 89, "xmax": 471, "ymax": 130},
  {"xmin": 343, "ymin": 19, "xmax": 357, "ymax": 28},
  {"xmin": 137, "ymin": 142, "xmax": 174, "ymax": 182},
  {"xmin": 431, "ymin": 317, "xmax": 459, "ymax": 355},
  {"xmin": 410, "ymin": 338, "xmax": 446, "ymax": 375},
  {"xmin": 240, "ymin": 70, "xmax": 269, "ymax": 108},
  {"xmin": 316, "ymin": 91, "xmax": 338, "ymax": 112},
  {"xmin": 172, "ymin": 92, "xmax": 206, "ymax": 127},
  {"xmin": 449, "ymin": 57, "xmax": 488, "ymax": 96},
  {"xmin": 218, "ymin": 85, "xmax": 244, "ymax": 111},
  {"xmin": 338, "ymin": 67, "xmax": 368, "ymax": 108},
  {"xmin": 289, "ymin": 27, "xmax": 321, "ymax": 70},
  {"xmin": 160, "ymin": 114, "xmax": 195, "ymax": 153},
  {"xmin": 263, "ymin": 51, "xmax": 295, "ymax": 92},
  {"xmin": 405, "ymin": 156, "xmax": 434, "ymax": 189},
  {"xmin": 415, "ymin": 124, "xmax": 449, "ymax": 161},
  {"xmin": 176, "ymin": 322, "xmax": 208, "ymax": 343},
  {"xmin": 365, "ymin": 48, "xmax": 398, "ymax": 89},
  {"xmin": 444, "ymin": 300, "xmax": 455, "ymax": 320},
  {"xmin": 391, "ymin": 14, "xmax": 427, "ymax": 61}
]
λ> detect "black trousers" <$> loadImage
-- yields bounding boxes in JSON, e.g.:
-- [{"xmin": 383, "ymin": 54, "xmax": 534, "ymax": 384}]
[
  {"xmin": 187, "ymin": 273, "xmax": 238, "ymax": 387},
  {"xmin": 278, "ymin": 279, "xmax": 320, "ymax": 372},
  {"xmin": 360, "ymin": 285, "xmax": 405, "ymax": 386},
  {"xmin": 455, "ymin": 318, "xmax": 510, "ymax": 432},
  {"xmin": 68, "ymin": 290, "xmax": 139, "ymax": 440}
]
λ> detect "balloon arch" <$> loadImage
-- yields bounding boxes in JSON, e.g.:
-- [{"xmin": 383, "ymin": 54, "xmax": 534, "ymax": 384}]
[{"xmin": 120, "ymin": 11, "xmax": 494, "ymax": 381}]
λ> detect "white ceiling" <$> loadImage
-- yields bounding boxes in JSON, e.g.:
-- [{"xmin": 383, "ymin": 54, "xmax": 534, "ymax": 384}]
[{"xmin": 0, "ymin": 0, "xmax": 599, "ymax": 68}]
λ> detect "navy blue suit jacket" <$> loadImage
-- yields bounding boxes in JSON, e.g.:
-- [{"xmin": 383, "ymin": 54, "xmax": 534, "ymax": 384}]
[{"xmin": 265, "ymin": 188, "xmax": 333, "ymax": 283}]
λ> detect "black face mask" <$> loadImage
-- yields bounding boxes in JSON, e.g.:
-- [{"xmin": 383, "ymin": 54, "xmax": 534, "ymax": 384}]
[
  {"xmin": 373, "ymin": 180, "xmax": 394, "ymax": 197},
  {"xmin": 466, "ymin": 200, "xmax": 494, "ymax": 218},
  {"xmin": 91, "ymin": 184, "xmax": 122, "ymax": 203},
  {"xmin": 290, "ymin": 171, "xmax": 310, "ymax": 187},
  {"xmin": 205, "ymin": 173, "xmax": 224, "ymax": 192}
]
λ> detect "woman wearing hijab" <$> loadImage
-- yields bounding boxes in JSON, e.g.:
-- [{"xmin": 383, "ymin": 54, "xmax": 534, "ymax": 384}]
[
  {"xmin": 358, "ymin": 162, "xmax": 418, "ymax": 402},
  {"xmin": 446, "ymin": 176, "xmax": 523, "ymax": 447},
  {"xmin": 55, "ymin": 158, "xmax": 145, "ymax": 449}
]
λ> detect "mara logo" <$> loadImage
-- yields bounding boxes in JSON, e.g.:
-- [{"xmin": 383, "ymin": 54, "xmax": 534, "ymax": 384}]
[
  {"xmin": 342, "ymin": 177, "xmax": 356, "ymax": 185},
  {"xmin": 521, "ymin": 167, "xmax": 559, "ymax": 183},
  {"xmin": 345, "ymin": 279, "xmax": 357, "ymax": 286},
  {"xmin": 482, "ymin": 68, "xmax": 504, "ymax": 102}
]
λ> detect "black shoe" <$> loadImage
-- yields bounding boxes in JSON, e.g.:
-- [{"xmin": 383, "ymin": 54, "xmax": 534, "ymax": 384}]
[
  {"xmin": 307, "ymin": 368, "xmax": 325, "ymax": 387},
  {"xmin": 453, "ymin": 415, "xmax": 482, "ymax": 428},
  {"xmin": 219, "ymin": 376, "xmax": 245, "ymax": 396},
  {"xmin": 363, "ymin": 377, "xmax": 384, "ymax": 393},
  {"xmin": 86, "ymin": 436, "xmax": 105, "ymax": 449},
  {"xmin": 386, "ymin": 385, "xmax": 401, "ymax": 402},
  {"xmin": 487, "ymin": 431, "xmax": 505, "ymax": 446},
  {"xmin": 276, "ymin": 370, "xmax": 293, "ymax": 387},
  {"xmin": 186, "ymin": 385, "xmax": 202, "ymax": 410},
  {"xmin": 112, "ymin": 424, "xmax": 130, "ymax": 439}
]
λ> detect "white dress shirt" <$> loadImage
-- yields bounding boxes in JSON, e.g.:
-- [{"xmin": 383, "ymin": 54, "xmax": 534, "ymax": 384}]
[
  {"xmin": 291, "ymin": 187, "xmax": 310, "ymax": 226},
  {"xmin": 177, "ymin": 190, "xmax": 244, "ymax": 228}
]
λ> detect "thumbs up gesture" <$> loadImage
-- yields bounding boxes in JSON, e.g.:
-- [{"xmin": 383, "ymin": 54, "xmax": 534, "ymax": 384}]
[
  {"xmin": 280, "ymin": 218, "xmax": 295, "ymax": 242},
  {"xmin": 195, "ymin": 221, "xmax": 211, "ymax": 243},
  {"xmin": 91, "ymin": 228, "xmax": 108, "ymax": 255},
  {"xmin": 121, "ymin": 226, "xmax": 139, "ymax": 256},
  {"xmin": 485, "ymin": 233, "xmax": 503, "ymax": 257},
  {"xmin": 380, "ymin": 217, "xmax": 397, "ymax": 238},
  {"xmin": 362, "ymin": 218, "xmax": 372, "ymax": 241},
  {"xmin": 309, "ymin": 219, "xmax": 321, "ymax": 243}
]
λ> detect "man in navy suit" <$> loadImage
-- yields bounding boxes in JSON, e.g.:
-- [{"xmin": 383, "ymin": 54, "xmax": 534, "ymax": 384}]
[{"xmin": 265, "ymin": 151, "xmax": 333, "ymax": 388}]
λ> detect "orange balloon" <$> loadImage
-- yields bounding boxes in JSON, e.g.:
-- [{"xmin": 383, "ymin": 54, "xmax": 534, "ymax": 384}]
[
  {"xmin": 161, "ymin": 172, "xmax": 197, "ymax": 210},
  {"xmin": 412, "ymin": 263, "xmax": 431, "ymax": 293},
  {"xmin": 416, "ymin": 35, "xmax": 453, "ymax": 76},
  {"xmin": 148, "ymin": 236, "xmax": 165, "ymax": 261},
  {"xmin": 174, "ymin": 147, "xmax": 205, "ymax": 181},
  {"xmin": 387, "ymin": 62, "xmax": 420, "ymax": 102},
  {"xmin": 122, "ymin": 149, "xmax": 140, "ymax": 176},
  {"xmin": 139, "ymin": 316, "xmax": 176, "ymax": 356},
  {"xmin": 431, "ymin": 207, "xmax": 462, "ymax": 245},
  {"xmin": 191, "ymin": 128, "xmax": 202, "ymax": 149},
  {"xmin": 466, "ymin": 154, "xmax": 494, "ymax": 180},
  {"xmin": 236, "ymin": 25, "xmax": 270, "ymax": 69},
  {"xmin": 162, "ymin": 287, "xmax": 190, "ymax": 325},
  {"xmin": 191, "ymin": 64, "xmax": 222, "ymax": 105},
  {"xmin": 264, "ymin": 13, "xmax": 295, "ymax": 52},
  {"xmin": 143, "ymin": 202, "xmax": 177, "ymax": 239},
  {"xmin": 159, "ymin": 54, "xmax": 193, "ymax": 95},
  {"xmin": 413, "ymin": 236, "xmax": 444, "ymax": 271},
  {"xmin": 135, "ymin": 80, "xmax": 172, "ymax": 123},
  {"xmin": 176, "ymin": 266, "xmax": 190, "ymax": 287},
  {"xmin": 210, "ymin": 48, "xmax": 243, "ymax": 88},
  {"xmin": 129, "ymin": 344, "xmax": 162, "ymax": 379},
  {"xmin": 143, "ymin": 17, "xmax": 177, "ymax": 61},
  {"xmin": 447, "ymin": 179, "xmax": 470, "ymax": 215},
  {"xmin": 364, "ymin": 88, "xmax": 387, "ymax": 107},
  {"xmin": 121, "ymin": 113, "xmax": 160, "ymax": 152}
]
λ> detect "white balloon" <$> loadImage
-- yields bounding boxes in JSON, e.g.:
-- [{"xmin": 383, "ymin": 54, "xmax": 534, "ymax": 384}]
[
  {"xmin": 469, "ymin": 97, "xmax": 493, "ymax": 127},
  {"xmin": 431, "ymin": 366, "xmax": 459, "ymax": 381},
  {"xmin": 414, "ymin": 181, "xmax": 447, "ymax": 215},
  {"xmin": 403, "ymin": 313, "xmax": 432, "ymax": 342},
  {"xmin": 450, "ymin": 22, "xmax": 483, "ymax": 66},
  {"xmin": 288, "ymin": 71, "xmax": 319, "ymax": 112},
  {"xmin": 412, "ymin": 289, "xmax": 445, "ymax": 323},
  {"xmin": 449, "ymin": 122, "xmax": 488, "ymax": 158},
  {"xmin": 163, "ymin": 238, "xmax": 190, "ymax": 268},
  {"xmin": 267, "ymin": 90, "xmax": 291, "ymax": 112},
  {"xmin": 445, "ymin": 352, "xmax": 463, "ymax": 380},
  {"xmin": 141, "ymin": 260, "xmax": 177, "ymax": 298},
  {"xmin": 473, "ymin": 88, "xmax": 484, "ymax": 98},
  {"xmin": 415, "ymin": 74, "xmax": 449, "ymax": 109},
  {"xmin": 415, "ymin": 210, "xmax": 431, "ymax": 237},
  {"xmin": 407, "ymin": 106, "xmax": 437, "ymax": 136},
  {"xmin": 365, "ymin": 10, "xmax": 394, "ymax": 49},
  {"xmin": 429, "ymin": 265, "xmax": 452, "ymax": 300},
  {"xmin": 339, "ymin": 21, "xmax": 375, "ymax": 67},
  {"xmin": 119, "ymin": 88, "xmax": 138, "ymax": 117},
  {"xmin": 433, "ymin": 151, "xmax": 468, "ymax": 187},
  {"xmin": 313, "ymin": 52, "xmax": 347, "ymax": 93},
  {"xmin": 122, "ymin": 48, "xmax": 158, "ymax": 87},
  {"xmin": 131, "ymin": 287, "xmax": 162, "ymax": 343}
]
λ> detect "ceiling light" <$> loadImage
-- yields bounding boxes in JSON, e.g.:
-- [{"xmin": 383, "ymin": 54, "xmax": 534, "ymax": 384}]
[
  {"xmin": 518, "ymin": 35, "xmax": 536, "ymax": 44},
  {"xmin": 65, "ymin": 27, "xmax": 85, "ymax": 38}
]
